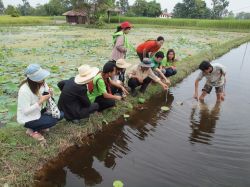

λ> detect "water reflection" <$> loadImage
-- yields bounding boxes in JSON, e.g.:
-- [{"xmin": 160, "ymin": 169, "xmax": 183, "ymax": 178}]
[{"xmin": 189, "ymin": 101, "xmax": 221, "ymax": 144}]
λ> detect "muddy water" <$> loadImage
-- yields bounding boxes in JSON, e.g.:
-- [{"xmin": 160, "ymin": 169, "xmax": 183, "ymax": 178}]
[{"xmin": 36, "ymin": 43, "xmax": 250, "ymax": 187}]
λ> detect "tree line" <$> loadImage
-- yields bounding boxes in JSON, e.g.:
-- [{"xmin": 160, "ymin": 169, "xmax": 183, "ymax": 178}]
[{"xmin": 0, "ymin": 0, "xmax": 249, "ymax": 19}]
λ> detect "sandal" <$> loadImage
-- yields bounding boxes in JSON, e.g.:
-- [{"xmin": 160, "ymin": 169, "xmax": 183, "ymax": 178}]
[
  {"xmin": 26, "ymin": 128, "xmax": 33, "ymax": 136},
  {"xmin": 30, "ymin": 131, "xmax": 45, "ymax": 141}
]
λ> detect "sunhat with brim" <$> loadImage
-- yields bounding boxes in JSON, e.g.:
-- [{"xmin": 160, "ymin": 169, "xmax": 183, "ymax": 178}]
[
  {"xmin": 25, "ymin": 64, "xmax": 50, "ymax": 82},
  {"xmin": 120, "ymin": 21, "xmax": 132, "ymax": 29},
  {"xmin": 74, "ymin": 65, "xmax": 99, "ymax": 85},
  {"xmin": 140, "ymin": 58, "xmax": 154, "ymax": 68},
  {"xmin": 116, "ymin": 59, "xmax": 131, "ymax": 69}
]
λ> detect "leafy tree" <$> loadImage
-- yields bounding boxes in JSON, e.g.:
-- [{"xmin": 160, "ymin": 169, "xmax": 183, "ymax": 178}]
[
  {"xmin": 211, "ymin": 0, "xmax": 229, "ymax": 19},
  {"xmin": 5, "ymin": 5, "xmax": 19, "ymax": 15},
  {"xmin": 236, "ymin": 12, "xmax": 250, "ymax": 19},
  {"xmin": 130, "ymin": 0, "xmax": 161, "ymax": 17},
  {"xmin": 172, "ymin": 0, "xmax": 211, "ymax": 19},
  {"xmin": 119, "ymin": 0, "xmax": 129, "ymax": 13},
  {"xmin": 44, "ymin": 0, "xmax": 70, "ymax": 16},
  {"xmin": 0, "ymin": 0, "xmax": 4, "ymax": 14},
  {"xmin": 17, "ymin": 0, "xmax": 34, "ymax": 15}
]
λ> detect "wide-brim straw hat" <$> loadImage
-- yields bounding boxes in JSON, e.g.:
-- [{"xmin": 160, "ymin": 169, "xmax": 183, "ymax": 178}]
[
  {"xmin": 116, "ymin": 59, "xmax": 131, "ymax": 69},
  {"xmin": 139, "ymin": 58, "xmax": 154, "ymax": 68},
  {"xmin": 74, "ymin": 65, "xmax": 99, "ymax": 84}
]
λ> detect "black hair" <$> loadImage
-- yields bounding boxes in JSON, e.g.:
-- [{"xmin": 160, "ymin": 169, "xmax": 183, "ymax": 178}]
[
  {"xmin": 116, "ymin": 26, "xmax": 122, "ymax": 33},
  {"xmin": 199, "ymin": 60, "xmax": 212, "ymax": 71},
  {"xmin": 166, "ymin": 49, "xmax": 175, "ymax": 62},
  {"xmin": 20, "ymin": 78, "xmax": 43, "ymax": 95},
  {"xmin": 103, "ymin": 61, "xmax": 116, "ymax": 74},
  {"xmin": 157, "ymin": 36, "xmax": 164, "ymax": 41},
  {"xmin": 155, "ymin": 51, "xmax": 165, "ymax": 59}
]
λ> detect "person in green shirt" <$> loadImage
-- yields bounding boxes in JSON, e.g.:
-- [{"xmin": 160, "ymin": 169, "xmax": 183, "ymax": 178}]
[
  {"xmin": 160, "ymin": 49, "xmax": 177, "ymax": 78},
  {"xmin": 88, "ymin": 62, "xmax": 129, "ymax": 111},
  {"xmin": 150, "ymin": 51, "xmax": 170, "ymax": 85}
]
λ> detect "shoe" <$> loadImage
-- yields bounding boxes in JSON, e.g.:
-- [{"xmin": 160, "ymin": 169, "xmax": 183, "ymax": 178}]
[
  {"xmin": 131, "ymin": 89, "xmax": 138, "ymax": 97},
  {"xmin": 71, "ymin": 119, "xmax": 80, "ymax": 124}
]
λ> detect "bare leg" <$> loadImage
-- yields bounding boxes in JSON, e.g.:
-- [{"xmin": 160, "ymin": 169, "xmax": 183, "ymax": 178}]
[
  {"xmin": 199, "ymin": 91, "xmax": 207, "ymax": 101},
  {"xmin": 216, "ymin": 93, "xmax": 223, "ymax": 102}
]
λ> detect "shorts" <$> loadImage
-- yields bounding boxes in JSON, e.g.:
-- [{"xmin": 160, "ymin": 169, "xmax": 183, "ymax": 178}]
[{"xmin": 202, "ymin": 84, "xmax": 224, "ymax": 94}]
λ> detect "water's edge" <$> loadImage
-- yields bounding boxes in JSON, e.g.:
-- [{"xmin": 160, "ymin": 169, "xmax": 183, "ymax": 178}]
[{"xmin": 34, "ymin": 37, "xmax": 250, "ymax": 185}]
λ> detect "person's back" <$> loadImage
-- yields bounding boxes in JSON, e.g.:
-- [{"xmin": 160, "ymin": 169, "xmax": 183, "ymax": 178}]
[{"xmin": 58, "ymin": 77, "xmax": 91, "ymax": 120}]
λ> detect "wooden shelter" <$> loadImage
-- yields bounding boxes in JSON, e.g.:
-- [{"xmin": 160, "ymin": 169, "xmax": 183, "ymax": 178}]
[
  {"xmin": 107, "ymin": 8, "xmax": 122, "ymax": 23},
  {"xmin": 63, "ymin": 10, "xmax": 88, "ymax": 24}
]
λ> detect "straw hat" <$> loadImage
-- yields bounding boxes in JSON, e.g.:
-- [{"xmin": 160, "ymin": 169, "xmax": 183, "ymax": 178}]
[
  {"xmin": 74, "ymin": 65, "xmax": 99, "ymax": 84},
  {"xmin": 25, "ymin": 64, "xmax": 50, "ymax": 82},
  {"xmin": 116, "ymin": 59, "xmax": 131, "ymax": 69},
  {"xmin": 139, "ymin": 58, "xmax": 154, "ymax": 68}
]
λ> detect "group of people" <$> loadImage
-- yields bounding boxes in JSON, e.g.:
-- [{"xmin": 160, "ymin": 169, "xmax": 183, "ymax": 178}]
[{"xmin": 17, "ymin": 21, "xmax": 226, "ymax": 141}]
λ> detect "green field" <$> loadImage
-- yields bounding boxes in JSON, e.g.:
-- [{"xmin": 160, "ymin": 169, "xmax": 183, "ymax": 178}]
[
  {"xmin": 0, "ymin": 15, "xmax": 65, "ymax": 25},
  {"xmin": 0, "ymin": 25, "xmax": 250, "ymax": 185},
  {"xmin": 107, "ymin": 16, "xmax": 250, "ymax": 31}
]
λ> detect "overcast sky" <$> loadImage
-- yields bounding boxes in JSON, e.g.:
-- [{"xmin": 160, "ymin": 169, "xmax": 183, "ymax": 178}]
[{"xmin": 2, "ymin": 0, "xmax": 250, "ymax": 13}]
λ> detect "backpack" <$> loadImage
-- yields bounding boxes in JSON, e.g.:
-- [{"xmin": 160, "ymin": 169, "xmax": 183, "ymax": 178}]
[{"xmin": 87, "ymin": 77, "xmax": 112, "ymax": 94}]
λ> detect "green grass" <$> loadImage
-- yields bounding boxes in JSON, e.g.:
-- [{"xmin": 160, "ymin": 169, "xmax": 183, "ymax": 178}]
[
  {"xmin": 0, "ymin": 15, "xmax": 65, "ymax": 25},
  {"xmin": 0, "ymin": 25, "xmax": 250, "ymax": 186},
  {"xmin": 106, "ymin": 16, "xmax": 250, "ymax": 31}
]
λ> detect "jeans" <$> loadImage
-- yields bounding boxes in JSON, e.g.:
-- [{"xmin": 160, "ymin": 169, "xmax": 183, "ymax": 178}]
[
  {"xmin": 95, "ymin": 95, "xmax": 115, "ymax": 111},
  {"xmin": 128, "ymin": 77, "xmax": 152, "ymax": 92},
  {"xmin": 24, "ymin": 112, "xmax": 64, "ymax": 132},
  {"xmin": 162, "ymin": 68, "xmax": 177, "ymax": 77}
]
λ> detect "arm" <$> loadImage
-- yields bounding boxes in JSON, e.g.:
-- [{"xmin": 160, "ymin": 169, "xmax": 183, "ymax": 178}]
[
  {"xmin": 57, "ymin": 80, "xmax": 66, "ymax": 91},
  {"xmin": 110, "ymin": 79, "xmax": 129, "ymax": 95},
  {"xmin": 103, "ymin": 92, "xmax": 122, "ymax": 100},
  {"xmin": 155, "ymin": 68, "xmax": 170, "ymax": 84},
  {"xmin": 194, "ymin": 79, "xmax": 199, "ymax": 100}
]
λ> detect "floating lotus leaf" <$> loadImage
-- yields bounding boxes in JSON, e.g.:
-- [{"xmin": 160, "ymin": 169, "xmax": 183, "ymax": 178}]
[
  {"xmin": 138, "ymin": 98, "xmax": 145, "ymax": 104},
  {"xmin": 161, "ymin": 106, "xmax": 170, "ymax": 111},
  {"xmin": 113, "ymin": 180, "xmax": 124, "ymax": 187}
]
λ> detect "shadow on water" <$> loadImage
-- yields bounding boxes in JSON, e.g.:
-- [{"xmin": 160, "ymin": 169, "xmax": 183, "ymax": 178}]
[
  {"xmin": 189, "ymin": 101, "xmax": 221, "ymax": 145},
  {"xmin": 35, "ymin": 92, "xmax": 175, "ymax": 187},
  {"xmin": 35, "ymin": 43, "xmax": 250, "ymax": 187}
]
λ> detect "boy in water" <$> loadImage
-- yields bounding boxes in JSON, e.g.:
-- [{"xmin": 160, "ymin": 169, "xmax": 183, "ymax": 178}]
[{"xmin": 194, "ymin": 60, "xmax": 226, "ymax": 102}]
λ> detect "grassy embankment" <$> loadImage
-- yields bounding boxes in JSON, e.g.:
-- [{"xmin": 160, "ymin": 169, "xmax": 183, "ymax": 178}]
[{"xmin": 0, "ymin": 23, "xmax": 250, "ymax": 185}]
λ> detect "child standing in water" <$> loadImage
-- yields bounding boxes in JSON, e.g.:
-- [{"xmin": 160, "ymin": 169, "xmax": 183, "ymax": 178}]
[{"xmin": 194, "ymin": 60, "xmax": 226, "ymax": 102}]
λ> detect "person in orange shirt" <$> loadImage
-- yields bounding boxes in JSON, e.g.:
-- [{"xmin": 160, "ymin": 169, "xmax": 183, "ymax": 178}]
[{"xmin": 136, "ymin": 36, "xmax": 164, "ymax": 62}]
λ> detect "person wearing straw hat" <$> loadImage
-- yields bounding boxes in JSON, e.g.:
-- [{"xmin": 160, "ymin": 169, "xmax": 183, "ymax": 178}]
[
  {"xmin": 128, "ymin": 58, "xmax": 168, "ymax": 97},
  {"xmin": 111, "ymin": 58, "xmax": 131, "ymax": 96},
  {"xmin": 88, "ymin": 61, "xmax": 129, "ymax": 111},
  {"xmin": 57, "ymin": 65, "xmax": 99, "ymax": 122},
  {"xmin": 17, "ymin": 64, "xmax": 64, "ymax": 141},
  {"xmin": 111, "ymin": 21, "xmax": 133, "ymax": 61}
]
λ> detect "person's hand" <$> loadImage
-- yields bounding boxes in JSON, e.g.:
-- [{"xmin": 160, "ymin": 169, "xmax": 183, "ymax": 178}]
[
  {"xmin": 171, "ymin": 66, "xmax": 176, "ymax": 70},
  {"xmin": 165, "ymin": 78, "xmax": 171, "ymax": 85},
  {"xmin": 193, "ymin": 92, "xmax": 198, "ymax": 100},
  {"xmin": 115, "ymin": 95, "xmax": 122, "ymax": 101},
  {"xmin": 121, "ymin": 86, "xmax": 129, "ymax": 95},
  {"xmin": 161, "ymin": 83, "xmax": 168, "ymax": 90},
  {"xmin": 48, "ymin": 87, "xmax": 53, "ymax": 96},
  {"xmin": 38, "ymin": 94, "xmax": 51, "ymax": 105},
  {"xmin": 137, "ymin": 77, "xmax": 144, "ymax": 84}
]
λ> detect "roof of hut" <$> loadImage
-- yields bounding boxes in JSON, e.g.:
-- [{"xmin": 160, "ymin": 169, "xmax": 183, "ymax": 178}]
[
  {"xmin": 62, "ymin": 10, "xmax": 87, "ymax": 16},
  {"xmin": 107, "ymin": 8, "xmax": 121, "ymax": 13}
]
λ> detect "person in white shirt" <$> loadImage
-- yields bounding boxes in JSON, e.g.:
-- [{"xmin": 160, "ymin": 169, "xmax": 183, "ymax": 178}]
[
  {"xmin": 17, "ymin": 64, "xmax": 63, "ymax": 141},
  {"xmin": 194, "ymin": 61, "xmax": 226, "ymax": 102}
]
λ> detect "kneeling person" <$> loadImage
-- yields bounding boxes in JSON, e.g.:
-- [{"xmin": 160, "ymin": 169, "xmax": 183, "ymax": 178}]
[
  {"xmin": 128, "ymin": 58, "xmax": 168, "ymax": 97},
  {"xmin": 88, "ymin": 62, "xmax": 129, "ymax": 111},
  {"xmin": 57, "ymin": 65, "xmax": 99, "ymax": 122}
]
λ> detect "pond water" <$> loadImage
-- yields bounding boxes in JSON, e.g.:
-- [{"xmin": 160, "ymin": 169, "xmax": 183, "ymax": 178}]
[{"xmin": 36, "ymin": 43, "xmax": 250, "ymax": 187}]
